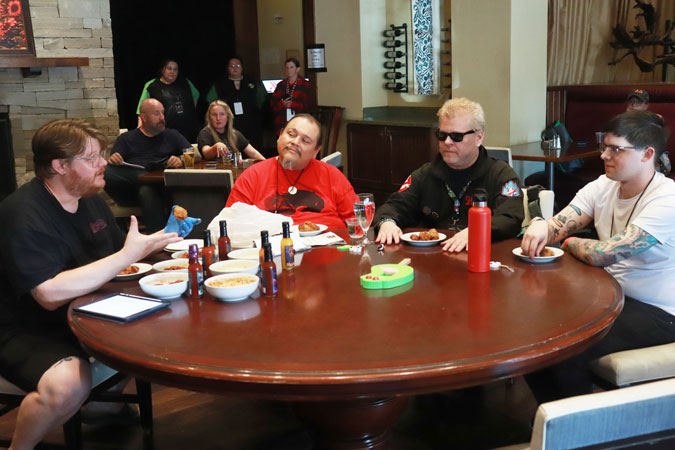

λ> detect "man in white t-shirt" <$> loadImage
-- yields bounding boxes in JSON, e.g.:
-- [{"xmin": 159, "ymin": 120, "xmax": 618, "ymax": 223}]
[{"xmin": 521, "ymin": 110, "xmax": 675, "ymax": 403}]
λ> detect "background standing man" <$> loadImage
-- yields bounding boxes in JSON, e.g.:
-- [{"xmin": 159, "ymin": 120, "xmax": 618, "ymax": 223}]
[
  {"xmin": 374, "ymin": 97, "xmax": 524, "ymax": 251},
  {"xmin": 522, "ymin": 110, "xmax": 675, "ymax": 403},
  {"xmin": 0, "ymin": 119, "xmax": 179, "ymax": 449},
  {"xmin": 206, "ymin": 57, "xmax": 266, "ymax": 149},
  {"xmin": 104, "ymin": 98, "xmax": 189, "ymax": 232}
]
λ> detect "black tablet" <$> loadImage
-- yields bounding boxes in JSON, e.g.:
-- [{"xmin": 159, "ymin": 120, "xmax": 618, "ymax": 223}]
[{"xmin": 73, "ymin": 293, "xmax": 170, "ymax": 323}]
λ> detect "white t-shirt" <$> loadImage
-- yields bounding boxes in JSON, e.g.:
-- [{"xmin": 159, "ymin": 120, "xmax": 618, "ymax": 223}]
[{"xmin": 571, "ymin": 173, "xmax": 675, "ymax": 316}]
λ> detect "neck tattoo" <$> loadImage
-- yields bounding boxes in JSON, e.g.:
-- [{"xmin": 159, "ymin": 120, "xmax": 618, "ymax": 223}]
[
  {"xmin": 277, "ymin": 158, "xmax": 305, "ymax": 195},
  {"xmin": 610, "ymin": 172, "xmax": 655, "ymax": 236}
]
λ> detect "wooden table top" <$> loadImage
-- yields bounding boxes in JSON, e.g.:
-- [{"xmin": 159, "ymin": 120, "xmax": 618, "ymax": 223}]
[
  {"xmin": 68, "ymin": 231, "xmax": 623, "ymax": 401},
  {"xmin": 136, "ymin": 160, "xmax": 249, "ymax": 184},
  {"xmin": 511, "ymin": 141, "xmax": 601, "ymax": 163}
]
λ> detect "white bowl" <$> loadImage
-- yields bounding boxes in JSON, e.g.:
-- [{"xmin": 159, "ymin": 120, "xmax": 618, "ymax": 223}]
[
  {"xmin": 210, "ymin": 259, "xmax": 259, "ymax": 276},
  {"xmin": 139, "ymin": 273, "xmax": 188, "ymax": 299},
  {"xmin": 205, "ymin": 273, "xmax": 259, "ymax": 302},
  {"xmin": 228, "ymin": 248, "xmax": 260, "ymax": 261},
  {"xmin": 153, "ymin": 258, "xmax": 189, "ymax": 272}
]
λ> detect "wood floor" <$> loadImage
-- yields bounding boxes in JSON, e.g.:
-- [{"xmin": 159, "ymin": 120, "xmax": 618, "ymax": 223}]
[{"xmin": 0, "ymin": 377, "xmax": 537, "ymax": 449}]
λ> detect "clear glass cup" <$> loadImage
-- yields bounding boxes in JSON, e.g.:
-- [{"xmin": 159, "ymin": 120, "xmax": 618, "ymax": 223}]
[
  {"xmin": 182, "ymin": 147, "xmax": 195, "ymax": 169},
  {"xmin": 345, "ymin": 218, "xmax": 364, "ymax": 241},
  {"xmin": 353, "ymin": 193, "xmax": 375, "ymax": 245}
]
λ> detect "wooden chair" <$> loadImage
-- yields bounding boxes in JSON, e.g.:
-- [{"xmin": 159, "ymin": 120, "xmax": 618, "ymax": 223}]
[
  {"xmin": 164, "ymin": 169, "xmax": 233, "ymax": 239},
  {"xmin": 0, "ymin": 362, "xmax": 153, "ymax": 449},
  {"xmin": 312, "ymin": 106, "xmax": 345, "ymax": 160}
]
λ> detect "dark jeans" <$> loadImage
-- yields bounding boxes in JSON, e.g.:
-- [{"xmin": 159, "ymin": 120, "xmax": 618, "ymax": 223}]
[
  {"xmin": 104, "ymin": 165, "xmax": 170, "ymax": 232},
  {"xmin": 525, "ymin": 296, "xmax": 675, "ymax": 404}
]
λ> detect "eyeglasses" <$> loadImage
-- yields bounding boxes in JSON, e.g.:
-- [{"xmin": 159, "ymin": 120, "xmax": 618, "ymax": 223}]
[
  {"xmin": 599, "ymin": 143, "xmax": 646, "ymax": 155},
  {"xmin": 229, "ymin": 64, "xmax": 242, "ymax": 68},
  {"xmin": 434, "ymin": 129, "xmax": 476, "ymax": 143},
  {"xmin": 71, "ymin": 149, "xmax": 106, "ymax": 166}
]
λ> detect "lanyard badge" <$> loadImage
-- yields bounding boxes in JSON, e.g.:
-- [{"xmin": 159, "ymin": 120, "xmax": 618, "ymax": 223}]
[{"xmin": 445, "ymin": 181, "xmax": 472, "ymax": 226}]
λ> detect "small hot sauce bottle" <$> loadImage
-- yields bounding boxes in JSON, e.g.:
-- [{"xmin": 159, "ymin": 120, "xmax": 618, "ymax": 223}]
[
  {"xmin": 187, "ymin": 244, "xmax": 204, "ymax": 298},
  {"xmin": 218, "ymin": 220, "xmax": 231, "ymax": 260},
  {"xmin": 261, "ymin": 242, "xmax": 278, "ymax": 297},
  {"xmin": 202, "ymin": 230, "xmax": 216, "ymax": 279},
  {"xmin": 259, "ymin": 230, "xmax": 270, "ymax": 265},
  {"xmin": 280, "ymin": 222, "xmax": 295, "ymax": 271}
]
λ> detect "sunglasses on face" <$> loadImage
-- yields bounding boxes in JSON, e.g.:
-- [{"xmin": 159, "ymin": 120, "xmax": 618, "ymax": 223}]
[{"xmin": 434, "ymin": 129, "xmax": 476, "ymax": 143}]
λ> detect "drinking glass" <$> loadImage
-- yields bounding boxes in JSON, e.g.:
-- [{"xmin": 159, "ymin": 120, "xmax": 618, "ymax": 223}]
[
  {"xmin": 182, "ymin": 147, "xmax": 195, "ymax": 169},
  {"xmin": 353, "ymin": 193, "xmax": 375, "ymax": 245}
]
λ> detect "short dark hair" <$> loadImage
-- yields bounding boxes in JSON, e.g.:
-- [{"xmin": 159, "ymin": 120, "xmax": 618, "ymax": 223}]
[
  {"xmin": 157, "ymin": 58, "xmax": 179, "ymax": 78},
  {"xmin": 285, "ymin": 57, "xmax": 300, "ymax": 68},
  {"xmin": 33, "ymin": 119, "xmax": 107, "ymax": 179},
  {"xmin": 285, "ymin": 113, "xmax": 323, "ymax": 150},
  {"xmin": 602, "ymin": 111, "xmax": 669, "ymax": 163},
  {"xmin": 228, "ymin": 56, "xmax": 242, "ymax": 65}
]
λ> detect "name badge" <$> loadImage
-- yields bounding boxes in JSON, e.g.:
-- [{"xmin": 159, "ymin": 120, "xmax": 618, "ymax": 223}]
[
  {"xmin": 233, "ymin": 102, "xmax": 243, "ymax": 115},
  {"xmin": 286, "ymin": 108, "xmax": 296, "ymax": 121}
]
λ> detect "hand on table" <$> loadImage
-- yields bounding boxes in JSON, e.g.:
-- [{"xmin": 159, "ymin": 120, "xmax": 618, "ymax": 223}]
[
  {"xmin": 166, "ymin": 155, "xmax": 183, "ymax": 168},
  {"xmin": 122, "ymin": 216, "xmax": 181, "ymax": 261},
  {"xmin": 213, "ymin": 142, "xmax": 231, "ymax": 159},
  {"xmin": 521, "ymin": 220, "xmax": 550, "ymax": 259},
  {"xmin": 375, "ymin": 221, "xmax": 402, "ymax": 245},
  {"xmin": 108, "ymin": 152, "xmax": 124, "ymax": 165},
  {"xmin": 442, "ymin": 228, "xmax": 469, "ymax": 252}
]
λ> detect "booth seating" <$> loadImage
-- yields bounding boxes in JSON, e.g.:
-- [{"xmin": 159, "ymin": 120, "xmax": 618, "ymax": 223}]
[{"xmin": 527, "ymin": 83, "xmax": 675, "ymax": 207}]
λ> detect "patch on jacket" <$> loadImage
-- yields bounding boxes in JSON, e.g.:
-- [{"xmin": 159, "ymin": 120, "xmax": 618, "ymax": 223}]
[
  {"xmin": 398, "ymin": 175, "xmax": 412, "ymax": 192},
  {"xmin": 500, "ymin": 180, "xmax": 521, "ymax": 197}
]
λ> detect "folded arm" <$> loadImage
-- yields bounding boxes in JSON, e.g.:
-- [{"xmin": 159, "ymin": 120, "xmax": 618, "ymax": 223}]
[{"xmin": 566, "ymin": 224, "xmax": 658, "ymax": 267}]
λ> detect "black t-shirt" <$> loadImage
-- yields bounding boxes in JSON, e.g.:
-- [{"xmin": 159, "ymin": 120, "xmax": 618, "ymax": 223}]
[
  {"xmin": 147, "ymin": 78, "xmax": 198, "ymax": 142},
  {"xmin": 112, "ymin": 128, "xmax": 190, "ymax": 170},
  {"xmin": 196, "ymin": 127, "xmax": 249, "ymax": 156},
  {"xmin": 0, "ymin": 178, "xmax": 125, "ymax": 329}
]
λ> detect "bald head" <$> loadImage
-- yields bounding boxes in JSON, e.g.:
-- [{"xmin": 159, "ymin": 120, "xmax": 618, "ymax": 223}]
[{"xmin": 139, "ymin": 98, "xmax": 165, "ymax": 136}]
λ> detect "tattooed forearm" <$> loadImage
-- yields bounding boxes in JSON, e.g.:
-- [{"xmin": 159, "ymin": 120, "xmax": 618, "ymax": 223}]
[
  {"xmin": 567, "ymin": 224, "xmax": 658, "ymax": 267},
  {"xmin": 550, "ymin": 205, "xmax": 584, "ymax": 242}
]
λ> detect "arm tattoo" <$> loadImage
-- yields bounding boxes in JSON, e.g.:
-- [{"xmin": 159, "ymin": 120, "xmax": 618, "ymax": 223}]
[
  {"xmin": 550, "ymin": 205, "xmax": 583, "ymax": 242},
  {"xmin": 567, "ymin": 224, "xmax": 658, "ymax": 267}
]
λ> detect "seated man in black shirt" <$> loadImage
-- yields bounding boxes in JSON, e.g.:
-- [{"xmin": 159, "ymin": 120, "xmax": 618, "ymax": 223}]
[
  {"xmin": 0, "ymin": 119, "xmax": 180, "ymax": 449},
  {"xmin": 104, "ymin": 98, "xmax": 190, "ymax": 231}
]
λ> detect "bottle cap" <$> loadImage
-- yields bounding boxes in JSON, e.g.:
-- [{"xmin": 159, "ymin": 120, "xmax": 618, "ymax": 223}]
[
  {"xmin": 473, "ymin": 189, "xmax": 488, "ymax": 206},
  {"xmin": 219, "ymin": 220, "xmax": 227, "ymax": 235},
  {"xmin": 203, "ymin": 230, "xmax": 212, "ymax": 246},
  {"xmin": 282, "ymin": 222, "xmax": 291, "ymax": 237},
  {"xmin": 261, "ymin": 230, "xmax": 269, "ymax": 244},
  {"xmin": 188, "ymin": 243, "xmax": 199, "ymax": 259},
  {"xmin": 263, "ymin": 242, "xmax": 273, "ymax": 262}
]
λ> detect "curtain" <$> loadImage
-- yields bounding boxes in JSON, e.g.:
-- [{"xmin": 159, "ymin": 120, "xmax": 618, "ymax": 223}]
[{"xmin": 548, "ymin": 0, "xmax": 675, "ymax": 85}]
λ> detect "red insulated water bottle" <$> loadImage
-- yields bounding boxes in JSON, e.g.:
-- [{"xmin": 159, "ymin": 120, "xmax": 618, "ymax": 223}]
[{"xmin": 468, "ymin": 190, "xmax": 491, "ymax": 272}]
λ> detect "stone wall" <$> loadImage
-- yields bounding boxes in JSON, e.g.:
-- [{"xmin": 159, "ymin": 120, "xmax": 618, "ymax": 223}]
[{"xmin": 0, "ymin": 0, "xmax": 118, "ymax": 186}]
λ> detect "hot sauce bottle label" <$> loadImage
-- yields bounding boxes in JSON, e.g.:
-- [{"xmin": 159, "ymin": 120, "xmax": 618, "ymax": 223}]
[
  {"xmin": 188, "ymin": 270, "xmax": 204, "ymax": 297},
  {"xmin": 283, "ymin": 246, "xmax": 295, "ymax": 268},
  {"xmin": 270, "ymin": 267, "xmax": 278, "ymax": 293},
  {"xmin": 262, "ymin": 267, "xmax": 278, "ymax": 295}
]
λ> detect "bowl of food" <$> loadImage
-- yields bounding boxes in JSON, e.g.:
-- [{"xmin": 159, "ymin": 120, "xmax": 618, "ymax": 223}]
[
  {"xmin": 205, "ymin": 274, "xmax": 259, "ymax": 302},
  {"xmin": 153, "ymin": 258, "xmax": 189, "ymax": 272},
  {"xmin": 139, "ymin": 273, "xmax": 188, "ymax": 299},
  {"xmin": 228, "ymin": 248, "xmax": 261, "ymax": 261},
  {"xmin": 210, "ymin": 259, "xmax": 259, "ymax": 276}
]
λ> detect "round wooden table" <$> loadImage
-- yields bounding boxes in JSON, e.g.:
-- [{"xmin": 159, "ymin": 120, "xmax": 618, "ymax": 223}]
[{"xmin": 69, "ymin": 232, "xmax": 623, "ymax": 449}]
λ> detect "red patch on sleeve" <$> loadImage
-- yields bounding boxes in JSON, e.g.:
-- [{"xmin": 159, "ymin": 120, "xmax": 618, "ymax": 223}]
[{"xmin": 398, "ymin": 175, "xmax": 412, "ymax": 192}]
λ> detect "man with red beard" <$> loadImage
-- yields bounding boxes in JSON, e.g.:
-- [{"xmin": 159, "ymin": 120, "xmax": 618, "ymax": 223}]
[
  {"xmin": 521, "ymin": 110, "xmax": 675, "ymax": 404},
  {"xmin": 226, "ymin": 114, "xmax": 356, "ymax": 228},
  {"xmin": 0, "ymin": 119, "xmax": 180, "ymax": 449}
]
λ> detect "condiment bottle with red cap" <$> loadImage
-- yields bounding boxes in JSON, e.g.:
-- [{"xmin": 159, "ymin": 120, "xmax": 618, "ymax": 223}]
[{"xmin": 468, "ymin": 190, "xmax": 491, "ymax": 273}]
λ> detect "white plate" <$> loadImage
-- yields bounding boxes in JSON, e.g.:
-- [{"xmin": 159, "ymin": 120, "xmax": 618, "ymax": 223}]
[
  {"xmin": 228, "ymin": 248, "xmax": 261, "ymax": 261},
  {"xmin": 400, "ymin": 231, "xmax": 447, "ymax": 247},
  {"xmin": 164, "ymin": 239, "xmax": 203, "ymax": 252},
  {"xmin": 512, "ymin": 246, "xmax": 564, "ymax": 263},
  {"xmin": 114, "ymin": 263, "xmax": 152, "ymax": 281},
  {"xmin": 291, "ymin": 223, "xmax": 328, "ymax": 237},
  {"xmin": 170, "ymin": 249, "xmax": 204, "ymax": 259}
]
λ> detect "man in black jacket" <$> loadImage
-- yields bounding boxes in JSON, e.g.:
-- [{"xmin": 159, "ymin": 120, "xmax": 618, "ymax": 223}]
[{"xmin": 374, "ymin": 97, "xmax": 524, "ymax": 252}]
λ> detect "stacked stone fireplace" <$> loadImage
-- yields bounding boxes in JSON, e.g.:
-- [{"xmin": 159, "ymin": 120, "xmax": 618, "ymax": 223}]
[{"xmin": 0, "ymin": 0, "xmax": 119, "ymax": 188}]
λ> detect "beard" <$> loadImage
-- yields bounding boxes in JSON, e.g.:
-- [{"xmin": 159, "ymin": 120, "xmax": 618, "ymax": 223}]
[
  {"xmin": 63, "ymin": 169, "xmax": 104, "ymax": 198},
  {"xmin": 280, "ymin": 154, "xmax": 297, "ymax": 170}
]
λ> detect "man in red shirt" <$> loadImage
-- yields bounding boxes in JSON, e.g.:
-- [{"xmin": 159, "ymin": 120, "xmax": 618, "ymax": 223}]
[{"xmin": 226, "ymin": 114, "xmax": 356, "ymax": 228}]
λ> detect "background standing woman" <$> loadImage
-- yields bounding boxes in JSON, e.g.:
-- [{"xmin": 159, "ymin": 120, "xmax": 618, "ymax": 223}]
[
  {"xmin": 137, "ymin": 58, "xmax": 200, "ymax": 142},
  {"xmin": 197, "ymin": 100, "xmax": 265, "ymax": 161},
  {"xmin": 271, "ymin": 58, "xmax": 310, "ymax": 135}
]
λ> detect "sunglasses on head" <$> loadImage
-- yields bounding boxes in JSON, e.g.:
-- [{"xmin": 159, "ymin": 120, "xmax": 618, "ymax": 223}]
[{"xmin": 434, "ymin": 129, "xmax": 476, "ymax": 143}]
